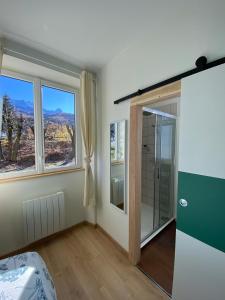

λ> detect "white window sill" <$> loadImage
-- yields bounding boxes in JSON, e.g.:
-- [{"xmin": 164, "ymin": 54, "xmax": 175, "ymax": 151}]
[{"xmin": 0, "ymin": 167, "xmax": 85, "ymax": 184}]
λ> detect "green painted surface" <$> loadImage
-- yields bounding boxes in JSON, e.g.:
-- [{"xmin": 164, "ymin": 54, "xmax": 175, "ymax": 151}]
[{"xmin": 177, "ymin": 172, "xmax": 225, "ymax": 253}]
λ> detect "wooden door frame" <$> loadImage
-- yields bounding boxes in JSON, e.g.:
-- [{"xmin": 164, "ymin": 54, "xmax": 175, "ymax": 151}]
[{"xmin": 128, "ymin": 81, "xmax": 181, "ymax": 265}]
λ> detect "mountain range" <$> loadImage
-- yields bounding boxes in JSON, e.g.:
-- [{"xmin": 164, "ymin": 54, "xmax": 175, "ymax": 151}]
[
  {"xmin": 10, "ymin": 99, "xmax": 75, "ymax": 124},
  {"xmin": 10, "ymin": 99, "xmax": 71, "ymax": 115}
]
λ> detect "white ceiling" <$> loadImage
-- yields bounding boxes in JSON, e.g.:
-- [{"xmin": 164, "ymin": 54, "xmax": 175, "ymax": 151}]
[{"xmin": 0, "ymin": 0, "xmax": 224, "ymax": 72}]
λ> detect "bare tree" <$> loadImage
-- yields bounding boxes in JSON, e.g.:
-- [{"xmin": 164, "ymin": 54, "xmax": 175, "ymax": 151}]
[
  {"xmin": 12, "ymin": 113, "xmax": 24, "ymax": 161},
  {"xmin": 2, "ymin": 95, "xmax": 24, "ymax": 162},
  {"xmin": 66, "ymin": 124, "xmax": 75, "ymax": 159},
  {"xmin": 0, "ymin": 141, "xmax": 4, "ymax": 160},
  {"xmin": 2, "ymin": 95, "xmax": 16, "ymax": 161}
]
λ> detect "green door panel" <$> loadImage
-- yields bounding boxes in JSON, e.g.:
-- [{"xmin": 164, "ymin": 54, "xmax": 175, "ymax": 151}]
[{"xmin": 177, "ymin": 171, "xmax": 225, "ymax": 253}]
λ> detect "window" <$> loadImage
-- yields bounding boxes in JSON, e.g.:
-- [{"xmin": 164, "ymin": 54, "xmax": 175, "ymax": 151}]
[
  {"xmin": 0, "ymin": 70, "xmax": 81, "ymax": 179},
  {"xmin": 0, "ymin": 75, "xmax": 35, "ymax": 174},
  {"xmin": 110, "ymin": 121, "xmax": 125, "ymax": 162},
  {"xmin": 42, "ymin": 84, "xmax": 76, "ymax": 170}
]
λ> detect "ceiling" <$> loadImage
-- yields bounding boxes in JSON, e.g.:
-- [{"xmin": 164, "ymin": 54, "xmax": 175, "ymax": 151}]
[{"xmin": 0, "ymin": 0, "xmax": 224, "ymax": 72}]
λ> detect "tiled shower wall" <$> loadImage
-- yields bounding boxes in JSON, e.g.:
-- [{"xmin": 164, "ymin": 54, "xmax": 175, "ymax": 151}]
[
  {"xmin": 141, "ymin": 102, "xmax": 177, "ymax": 208},
  {"xmin": 142, "ymin": 113, "xmax": 156, "ymax": 207}
]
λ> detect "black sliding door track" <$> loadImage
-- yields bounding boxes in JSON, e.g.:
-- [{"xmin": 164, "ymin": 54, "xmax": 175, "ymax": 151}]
[{"xmin": 114, "ymin": 56, "xmax": 225, "ymax": 104}]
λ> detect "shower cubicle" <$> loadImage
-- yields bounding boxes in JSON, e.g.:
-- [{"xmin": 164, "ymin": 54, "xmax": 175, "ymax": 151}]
[{"xmin": 141, "ymin": 106, "xmax": 176, "ymax": 243}]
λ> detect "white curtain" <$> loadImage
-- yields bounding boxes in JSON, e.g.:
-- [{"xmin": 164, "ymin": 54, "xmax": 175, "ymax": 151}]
[{"xmin": 80, "ymin": 70, "xmax": 96, "ymax": 206}]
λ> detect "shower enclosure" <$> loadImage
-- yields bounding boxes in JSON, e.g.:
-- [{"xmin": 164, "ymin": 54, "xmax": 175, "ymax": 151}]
[{"xmin": 141, "ymin": 107, "xmax": 176, "ymax": 243}]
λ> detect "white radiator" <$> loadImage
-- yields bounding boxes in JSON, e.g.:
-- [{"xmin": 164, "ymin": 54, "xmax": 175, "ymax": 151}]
[{"xmin": 23, "ymin": 192, "xmax": 65, "ymax": 244}]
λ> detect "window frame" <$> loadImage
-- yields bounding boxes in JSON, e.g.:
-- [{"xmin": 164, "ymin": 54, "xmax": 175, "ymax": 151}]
[
  {"xmin": 0, "ymin": 69, "xmax": 82, "ymax": 180},
  {"xmin": 111, "ymin": 121, "xmax": 125, "ymax": 163}
]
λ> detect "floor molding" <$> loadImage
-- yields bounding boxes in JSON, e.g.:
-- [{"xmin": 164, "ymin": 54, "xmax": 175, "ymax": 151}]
[
  {"xmin": 0, "ymin": 221, "xmax": 86, "ymax": 260},
  {"xmin": 95, "ymin": 224, "xmax": 128, "ymax": 257},
  {"xmin": 0, "ymin": 221, "xmax": 128, "ymax": 261},
  {"xmin": 83, "ymin": 220, "xmax": 97, "ymax": 228}
]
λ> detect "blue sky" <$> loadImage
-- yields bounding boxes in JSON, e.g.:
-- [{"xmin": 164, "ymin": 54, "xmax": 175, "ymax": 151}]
[{"xmin": 0, "ymin": 75, "xmax": 75, "ymax": 114}]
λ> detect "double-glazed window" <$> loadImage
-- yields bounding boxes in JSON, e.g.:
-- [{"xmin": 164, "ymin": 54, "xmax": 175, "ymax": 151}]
[
  {"xmin": 0, "ymin": 70, "xmax": 81, "ymax": 178},
  {"xmin": 110, "ymin": 121, "xmax": 125, "ymax": 162}
]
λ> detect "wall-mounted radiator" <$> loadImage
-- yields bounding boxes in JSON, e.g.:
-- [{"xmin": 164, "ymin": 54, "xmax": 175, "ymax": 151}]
[{"xmin": 23, "ymin": 192, "xmax": 65, "ymax": 245}]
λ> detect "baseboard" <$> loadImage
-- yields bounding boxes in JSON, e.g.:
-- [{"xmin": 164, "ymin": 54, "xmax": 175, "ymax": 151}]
[
  {"xmin": 95, "ymin": 224, "xmax": 128, "ymax": 257},
  {"xmin": 0, "ymin": 221, "xmax": 86, "ymax": 260},
  {"xmin": 0, "ymin": 221, "xmax": 128, "ymax": 261},
  {"xmin": 83, "ymin": 220, "xmax": 97, "ymax": 228}
]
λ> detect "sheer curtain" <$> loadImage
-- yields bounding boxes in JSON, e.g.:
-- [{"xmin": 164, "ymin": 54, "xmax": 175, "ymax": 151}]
[{"xmin": 80, "ymin": 70, "xmax": 96, "ymax": 206}]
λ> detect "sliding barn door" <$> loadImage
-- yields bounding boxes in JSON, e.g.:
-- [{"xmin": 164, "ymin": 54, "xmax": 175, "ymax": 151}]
[{"xmin": 172, "ymin": 64, "xmax": 225, "ymax": 300}]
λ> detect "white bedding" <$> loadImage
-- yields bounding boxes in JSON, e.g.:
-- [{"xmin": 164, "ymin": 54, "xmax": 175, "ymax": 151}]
[{"xmin": 0, "ymin": 252, "xmax": 57, "ymax": 300}]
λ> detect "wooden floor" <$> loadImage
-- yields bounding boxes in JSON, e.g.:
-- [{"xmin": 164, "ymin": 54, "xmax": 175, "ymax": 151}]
[
  {"xmin": 32, "ymin": 224, "xmax": 169, "ymax": 300},
  {"xmin": 138, "ymin": 221, "xmax": 176, "ymax": 296}
]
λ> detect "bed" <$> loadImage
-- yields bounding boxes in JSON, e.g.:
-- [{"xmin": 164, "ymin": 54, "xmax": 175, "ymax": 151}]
[{"xmin": 0, "ymin": 252, "xmax": 57, "ymax": 300}]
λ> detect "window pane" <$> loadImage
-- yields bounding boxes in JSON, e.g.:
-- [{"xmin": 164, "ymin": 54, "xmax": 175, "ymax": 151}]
[
  {"xmin": 0, "ymin": 75, "xmax": 35, "ymax": 174},
  {"xmin": 110, "ymin": 123, "xmax": 116, "ymax": 161},
  {"xmin": 117, "ymin": 121, "xmax": 125, "ymax": 161},
  {"xmin": 42, "ymin": 85, "xmax": 76, "ymax": 169}
]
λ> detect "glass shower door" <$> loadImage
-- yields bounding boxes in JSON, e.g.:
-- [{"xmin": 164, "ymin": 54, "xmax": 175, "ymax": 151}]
[{"xmin": 153, "ymin": 114, "xmax": 176, "ymax": 231}]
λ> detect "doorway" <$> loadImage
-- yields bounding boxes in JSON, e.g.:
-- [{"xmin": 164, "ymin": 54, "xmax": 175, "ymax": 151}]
[
  {"xmin": 140, "ymin": 106, "xmax": 176, "ymax": 244},
  {"xmin": 128, "ymin": 81, "xmax": 181, "ymax": 296},
  {"xmin": 138, "ymin": 102, "xmax": 177, "ymax": 295}
]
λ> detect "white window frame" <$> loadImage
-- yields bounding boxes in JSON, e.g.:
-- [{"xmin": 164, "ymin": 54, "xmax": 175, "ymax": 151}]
[
  {"xmin": 0, "ymin": 69, "xmax": 82, "ymax": 179},
  {"xmin": 111, "ymin": 122, "xmax": 125, "ymax": 163}
]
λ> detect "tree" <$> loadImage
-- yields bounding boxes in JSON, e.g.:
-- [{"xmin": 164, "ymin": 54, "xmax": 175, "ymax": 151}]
[
  {"xmin": 2, "ymin": 95, "xmax": 24, "ymax": 162},
  {"xmin": 12, "ymin": 113, "xmax": 24, "ymax": 161},
  {"xmin": 2, "ymin": 95, "xmax": 15, "ymax": 161},
  {"xmin": 66, "ymin": 124, "xmax": 75, "ymax": 159},
  {"xmin": 0, "ymin": 141, "xmax": 4, "ymax": 160}
]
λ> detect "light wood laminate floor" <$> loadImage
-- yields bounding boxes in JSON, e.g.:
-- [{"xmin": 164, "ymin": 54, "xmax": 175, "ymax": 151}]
[{"xmin": 34, "ymin": 224, "xmax": 169, "ymax": 300}]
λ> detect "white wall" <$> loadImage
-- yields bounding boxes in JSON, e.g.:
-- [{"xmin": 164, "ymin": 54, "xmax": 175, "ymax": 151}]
[
  {"xmin": 97, "ymin": 0, "xmax": 225, "ymax": 251},
  {"xmin": 0, "ymin": 54, "xmax": 87, "ymax": 256},
  {"xmin": 0, "ymin": 171, "xmax": 85, "ymax": 256}
]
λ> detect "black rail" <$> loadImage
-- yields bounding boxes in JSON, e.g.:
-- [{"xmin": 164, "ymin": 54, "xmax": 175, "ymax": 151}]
[{"xmin": 114, "ymin": 56, "xmax": 225, "ymax": 104}]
